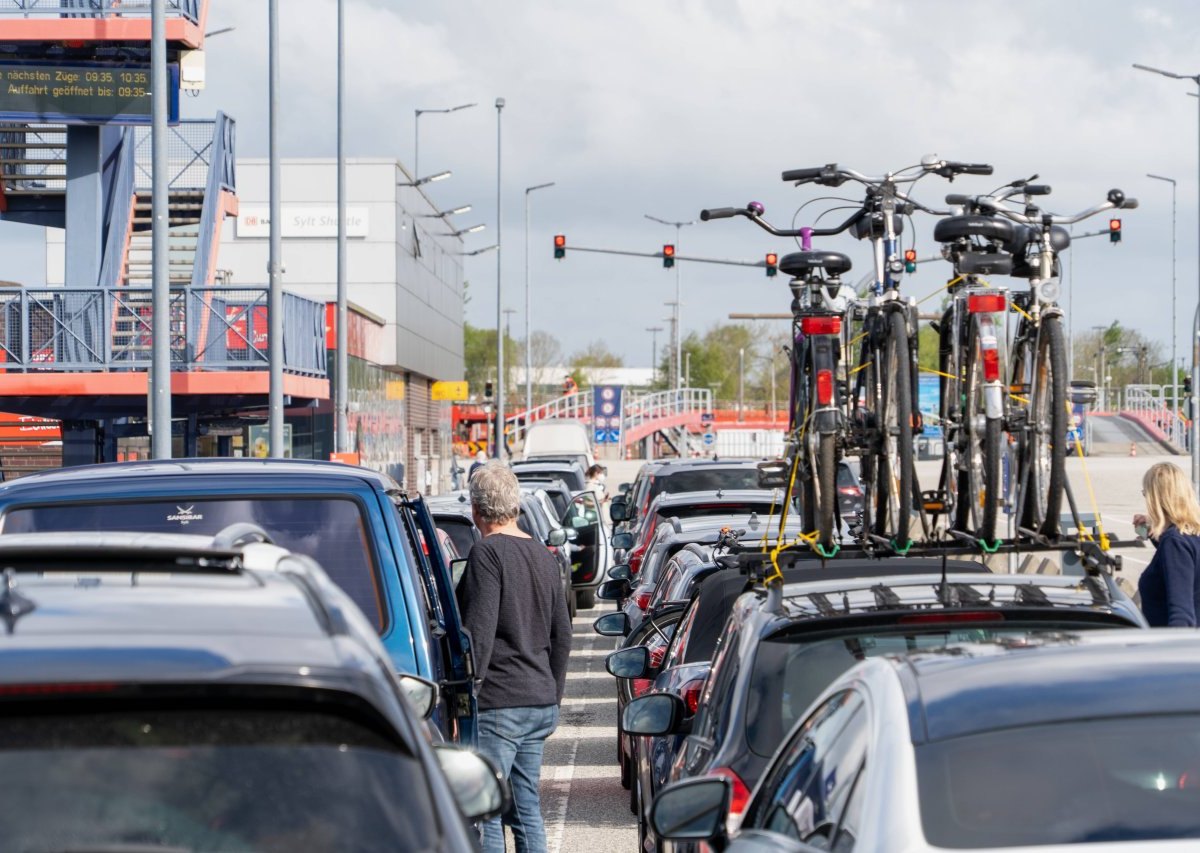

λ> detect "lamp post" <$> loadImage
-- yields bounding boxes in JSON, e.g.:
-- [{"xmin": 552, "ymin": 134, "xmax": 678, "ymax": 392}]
[
  {"xmin": 267, "ymin": 0, "xmax": 283, "ymax": 457},
  {"xmin": 335, "ymin": 0, "xmax": 348, "ymax": 455},
  {"xmin": 646, "ymin": 214, "xmax": 695, "ymax": 389},
  {"xmin": 524, "ymin": 182, "xmax": 555, "ymax": 415},
  {"xmin": 738, "ymin": 347, "xmax": 745, "ymax": 422},
  {"xmin": 663, "ymin": 301, "xmax": 678, "ymax": 389},
  {"xmin": 413, "ymin": 102, "xmax": 475, "ymax": 180},
  {"xmin": 1148, "ymin": 173, "xmax": 1178, "ymax": 419},
  {"xmin": 150, "ymin": 0, "xmax": 171, "ymax": 458},
  {"xmin": 1133, "ymin": 62, "xmax": 1200, "ymax": 489},
  {"xmin": 397, "ymin": 170, "xmax": 451, "ymax": 188},
  {"xmin": 646, "ymin": 326, "xmax": 663, "ymax": 386},
  {"xmin": 493, "ymin": 97, "xmax": 505, "ymax": 459}
]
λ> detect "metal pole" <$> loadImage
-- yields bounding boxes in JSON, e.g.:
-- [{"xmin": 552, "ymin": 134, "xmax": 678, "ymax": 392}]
[
  {"xmin": 770, "ymin": 351, "xmax": 777, "ymax": 421},
  {"xmin": 493, "ymin": 97, "xmax": 505, "ymax": 459},
  {"xmin": 413, "ymin": 110, "xmax": 420, "ymax": 180},
  {"xmin": 334, "ymin": 0, "xmax": 349, "ymax": 455},
  {"xmin": 1149, "ymin": 174, "xmax": 1179, "ymax": 428},
  {"xmin": 675, "ymin": 224, "xmax": 683, "ymax": 389},
  {"xmin": 738, "ymin": 347, "xmax": 745, "ymax": 422},
  {"xmin": 1067, "ymin": 225, "xmax": 1074, "ymax": 378},
  {"xmin": 646, "ymin": 326, "xmax": 661, "ymax": 387},
  {"xmin": 524, "ymin": 182, "xmax": 554, "ymax": 416},
  {"xmin": 267, "ymin": 0, "xmax": 284, "ymax": 456},
  {"xmin": 1194, "ymin": 305, "xmax": 1200, "ymax": 489},
  {"xmin": 150, "ymin": 0, "xmax": 171, "ymax": 458}
]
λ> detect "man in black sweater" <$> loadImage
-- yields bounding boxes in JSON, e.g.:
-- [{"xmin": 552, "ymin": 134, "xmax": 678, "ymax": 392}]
[{"xmin": 458, "ymin": 461, "xmax": 572, "ymax": 853}]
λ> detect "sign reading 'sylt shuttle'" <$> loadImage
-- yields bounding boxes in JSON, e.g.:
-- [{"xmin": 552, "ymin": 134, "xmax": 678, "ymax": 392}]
[{"xmin": 0, "ymin": 63, "xmax": 179, "ymax": 125}]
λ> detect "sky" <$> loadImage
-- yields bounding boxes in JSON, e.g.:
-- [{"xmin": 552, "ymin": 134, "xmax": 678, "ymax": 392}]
[{"xmin": 4, "ymin": 0, "xmax": 1200, "ymax": 371}]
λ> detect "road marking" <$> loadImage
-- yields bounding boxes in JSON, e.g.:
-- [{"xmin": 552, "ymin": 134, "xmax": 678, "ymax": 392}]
[{"xmin": 544, "ymin": 618, "xmax": 597, "ymax": 853}]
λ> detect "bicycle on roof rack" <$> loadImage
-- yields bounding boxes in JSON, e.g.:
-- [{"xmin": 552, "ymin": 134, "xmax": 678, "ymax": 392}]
[
  {"xmin": 702, "ymin": 156, "xmax": 992, "ymax": 553},
  {"xmin": 936, "ymin": 179, "xmax": 1137, "ymax": 541}
]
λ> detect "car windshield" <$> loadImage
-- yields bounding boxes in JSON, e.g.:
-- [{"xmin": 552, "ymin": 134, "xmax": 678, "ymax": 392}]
[
  {"xmin": 650, "ymin": 469, "xmax": 760, "ymax": 499},
  {"xmin": 917, "ymin": 714, "xmax": 1200, "ymax": 847},
  {"xmin": 0, "ymin": 708, "xmax": 438, "ymax": 852},
  {"xmin": 746, "ymin": 627, "xmax": 1068, "ymax": 757},
  {"xmin": 1, "ymin": 498, "xmax": 386, "ymax": 630}
]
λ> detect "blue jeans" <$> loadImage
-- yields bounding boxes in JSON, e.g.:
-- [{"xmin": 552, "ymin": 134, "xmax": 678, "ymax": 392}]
[{"xmin": 476, "ymin": 704, "xmax": 559, "ymax": 853}]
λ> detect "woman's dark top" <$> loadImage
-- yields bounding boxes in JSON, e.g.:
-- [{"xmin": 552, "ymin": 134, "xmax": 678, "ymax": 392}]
[
  {"xmin": 456, "ymin": 533, "xmax": 572, "ymax": 710},
  {"xmin": 1137, "ymin": 526, "xmax": 1200, "ymax": 627}
]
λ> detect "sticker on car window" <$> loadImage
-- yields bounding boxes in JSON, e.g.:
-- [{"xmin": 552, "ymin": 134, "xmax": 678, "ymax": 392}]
[{"xmin": 167, "ymin": 505, "xmax": 205, "ymax": 526}]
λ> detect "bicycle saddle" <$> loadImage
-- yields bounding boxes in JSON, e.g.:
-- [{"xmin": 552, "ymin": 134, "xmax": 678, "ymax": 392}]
[
  {"xmin": 779, "ymin": 250, "xmax": 852, "ymax": 278},
  {"xmin": 1005, "ymin": 224, "xmax": 1071, "ymax": 256},
  {"xmin": 933, "ymin": 215, "xmax": 1016, "ymax": 245}
]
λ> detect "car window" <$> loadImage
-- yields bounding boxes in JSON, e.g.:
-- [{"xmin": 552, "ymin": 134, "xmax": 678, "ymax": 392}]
[
  {"xmin": 832, "ymin": 762, "xmax": 867, "ymax": 852},
  {"xmin": 663, "ymin": 596, "xmax": 700, "ymax": 669},
  {"xmin": 564, "ymin": 491, "xmax": 600, "ymax": 528},
  {"xmin": 2, "ymin": 498, "xmax": 386, "ymax": 631},
  {"xmin": 436, "ymin": 517, "xmax": 477, "ymax": 557},
  {"xmin": 746, "ymin": 627, "xmax": 1069, "ymax": 758},
  {"xmin": 691, "ymin": 613, "xmax": 744, "ymax": 741},
  {"xmin": 752, "ymin": 691, "xmax": 865, "ymax": 845},
  {"xmin": 0, "ymin": 708, "xmax": 438, "ymax": 852},
  {"xmin": 650, "ymin": 557, "xmax": 684, "ymax": 609},
  {"xmin": 917, "ymin": 713, "xmax": 1200, "ymax": 847},
  {"xmin": 651, "ymin": 468, "xmax": 760, "ymax": 499}
]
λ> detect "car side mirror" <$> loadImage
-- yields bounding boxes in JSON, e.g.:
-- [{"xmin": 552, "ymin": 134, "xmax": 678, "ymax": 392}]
[
  {"xmin": 607, "ymin": 564, "xmax": 632, "ymax": 581},
  {"xmin": 396, "ymin": 673, "xmax": 440, "ymax": 720},
  {"xmin": 611, "ymin": 531, "xmax": 634, "ymax": 550},
  {"xmin": 609, "ymin": 500, "xmax": 629, "ymax": 523},
  {"xmin": 597, "ymin": 579, "xmax": 630, "ymax": 601},
  {"xmin": 449, "ymin": 558, "xmax": 468, "ymax": 588},
  {"xmin": 650, "ymin": 777, "xmax": 731, "ymax": 844},
  {"xmin": 433, "ymin": 745, "xmax": 511, "ymax": 822},
  {"xmin": 570, "ymin": 515, "xmax": 591, "ymax": 529},
  {"xmin": 592, "ymin": 611, "xmax": 630, "ymax": 637},
  {"xmin": 606, "ymin": 645, "xmax": 651, "ymax": 679},
  {"xmin": 565, "ymin": 527, "xmax": 579, "ymax": 542},
  {"xmin": 619, "ymin": 482, "xmax": 632, "ymax": 494},
  {"xmin": 546, "ymin": 528, "xmax": 568, "ymax": 547},
  {"xmin": 622, "ymin": 693, "xmax": 687, "ymax": 736}
]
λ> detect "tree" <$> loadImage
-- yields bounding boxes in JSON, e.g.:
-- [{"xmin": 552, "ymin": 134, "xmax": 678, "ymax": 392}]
[
  {"xmin": 1072, "ymin": 321, "xmax": 1163, "ymax": 392},
  {"xmin": 463, "ymin": 322, "xmax": 519, "ymax": 402},
  {"xmin": 569, "ymin": 340, "xmax": 624, "ymax": 388},
  {"xmin": 516, "ymin": 331, "xmax": 565, "ymax": 404}
]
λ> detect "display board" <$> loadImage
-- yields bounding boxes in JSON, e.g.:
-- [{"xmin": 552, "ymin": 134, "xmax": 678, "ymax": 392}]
[{"xmin": 0, "ymin": 62, "xmax": 179, "ymax": 125}]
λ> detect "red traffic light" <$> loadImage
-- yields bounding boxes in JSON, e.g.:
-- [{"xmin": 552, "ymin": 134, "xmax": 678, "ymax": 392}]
[
  {"xmin": 663, "ymin": 244, "xmax": 675, "ymax": 258},
  {"xmin": 554, "ymin": 234, "xmax": 566, "ymax": 248},
  {"xmin": 766, "ymin": 252, "xmax": 778, "ymax": 265},
  {"xmin": 904, "ymin": 249, "xmax": 917, "ymax": 262},
  {"xmin": 1109, "ymin": 218, "xmax": 1121, "ymax": 232}
]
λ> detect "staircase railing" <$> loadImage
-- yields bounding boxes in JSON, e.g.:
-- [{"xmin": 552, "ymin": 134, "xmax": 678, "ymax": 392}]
[
  {"xmin": 0, "ymin": 0, "xmax": 200, "ymax": 23},
  {"xmin": 191, "ymin": 111, "xmax": 235, "ymax": 287},
  {"xmin": 504, "ymin": 391, "xmax": 592, "ymax": 446},
  {"xmin": 97, "ymin": 127, "xmax": 136, "ymax": 289},
  {"xmin": 0, "ymin": 285, "xmax": 326, "ymax": 377},
  {"xmin": 1121, "ymin": 383, "xmax": 1187, "ymax": 452},
  {"xmin": 623, "ymin": 388, "xmax": 713, "ymax": 435},
  {"xmin": 133, "ymin": 118, "xmax": 215, "ymax": 193}
]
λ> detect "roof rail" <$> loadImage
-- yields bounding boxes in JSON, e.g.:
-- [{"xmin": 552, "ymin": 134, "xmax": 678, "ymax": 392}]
[{"xmin": 211, "ymin": 523, "xmax": 275, "ymax": 549}]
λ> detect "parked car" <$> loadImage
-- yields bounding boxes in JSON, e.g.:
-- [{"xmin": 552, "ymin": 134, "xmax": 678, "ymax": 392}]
[
  {"xmin": 518, "ymin": 487, "xmax": 576, "ymax": 617},
  {"xmin": 836, "ymin": 459, "xmax": 863, "ymax": 519},
  {"xmin": 425, "ymin": 490, "xmax": 480, "ymax": 560},
  {"xmin": 521, "ymin": 418, "xmax": 594, "ymax": 468},
  {"xmin": 654, "ymin": 628, "xmax": 1200, "ymax": 852},
  {"xmin": 511, "ymin": 459, "xmax": 588, "ymax": 493},
  {"xmin": 0, "ymin": 530, "xmax": 507, "ymax": 852},
  {"xmin": 0, "ymin": 459, "xmax": 478, "ymax": 743},
  {"xmin": 627, "ymin": 561, "xmax": 1147, "ymax": 843},
  {"xmin": 614, "ymin": 458, "xmax": 767, "ymax": 535}
]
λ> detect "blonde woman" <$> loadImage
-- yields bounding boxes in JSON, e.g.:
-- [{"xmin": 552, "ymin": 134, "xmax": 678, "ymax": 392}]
[{"xmin": 1133, "ymin": 462, "xmax": 1200, "ymax": 627}]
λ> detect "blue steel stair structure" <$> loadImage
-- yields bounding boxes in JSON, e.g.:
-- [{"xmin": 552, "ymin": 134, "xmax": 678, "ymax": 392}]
[{"xmin": 0, "ymin": 0, "xmax": 330, "ymax": 465}]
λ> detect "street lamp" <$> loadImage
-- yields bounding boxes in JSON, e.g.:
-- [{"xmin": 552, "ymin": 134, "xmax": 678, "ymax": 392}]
[
  {"xmin": 645, "ymin": 326, "xmax": 663, "ymax": 387},
  {"xmin": 421, "ymin": 204, "xmax": 472, "ymax": 218},
  {"xmin": 1132, "ymin": 62, "xmax": 1200, "ymax": 488},
  {"xmin": 524, "ymin": 181, "xmax": 555, "ymax": 414},
  {"xmin": 458, "ymin": 244, "xmax": 497, "ymax": 257},
  {"xmin": 413, "ymin": 102, "xmax": 476, "ymax": 179},
  {"xmin": 397, "ymin": 170, "xmax": 451, "ymax": 188},
  {"xmin": 646, "ymin": 214, "xmax": 696, "ymax": 390},
  {"xmin": 1148, "ymin": 173, "xmax": 1178, "ymax": 418},
  {"xmin": 493, "ymin": 97, "xmax": 505, "ymax": 460},
  {"xmin": 444, "ymin": 223, "xmax": 486, "ymax": 238}
]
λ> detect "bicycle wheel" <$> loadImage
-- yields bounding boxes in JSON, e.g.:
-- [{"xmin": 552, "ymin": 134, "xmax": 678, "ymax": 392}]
[
  {"xmin": 798, "ymin": 343, "xmax": 838, "ymax": 549},
  {"xmin": 871, "ymin": 310, "xmax": 914, "ymax": 545},
  {"xmin": 954, "ymin": 318, "xmax": 1001, "ymax": 540},
  {"xmin": 1022, "ymin": 316, "xmax": 1067, "ymax": 536},
  {"xmin": 937, "ymin": 307, "xmax": 962, "ymax": 527}
]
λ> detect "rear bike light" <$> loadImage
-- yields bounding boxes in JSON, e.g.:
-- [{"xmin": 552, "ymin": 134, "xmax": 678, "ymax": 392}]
[
  {"xmin": 710, "ymin": 767, "xmax": 751, "ymax": 818},
  {"xmin": 800, "ymin": 316, "xmax": 842, "ymax": 336},
  {"xmin": 982, "ymin": 347, "xmax": 1001, "ymax": 383},
  {"xmin": 967, "ymin": 293, "xmax": 1007, "ymax": 314},
  {"xmin": 897, "ymin": 611, "xmax": 1004, "ymax": 625},
  {"xmin": 816, "ymin": 369, "xmax": 834, "ymax": 406}
]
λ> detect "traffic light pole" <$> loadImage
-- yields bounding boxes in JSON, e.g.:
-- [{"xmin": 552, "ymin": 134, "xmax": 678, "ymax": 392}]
[{"xmin": 557, "ymin": 244, "xmax": 771, "ymax": 270}]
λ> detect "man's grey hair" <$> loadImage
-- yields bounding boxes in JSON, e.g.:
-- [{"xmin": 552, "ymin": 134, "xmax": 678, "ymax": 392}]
[{"xmin": 470, "ymin": 461, "xmax": 522, "ymax": 524}]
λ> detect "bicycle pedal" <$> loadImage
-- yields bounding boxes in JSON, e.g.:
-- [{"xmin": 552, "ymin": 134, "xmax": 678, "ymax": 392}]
[{"xmin": 921, "ymin": 490, "xmax": 949, "ymax": 513}]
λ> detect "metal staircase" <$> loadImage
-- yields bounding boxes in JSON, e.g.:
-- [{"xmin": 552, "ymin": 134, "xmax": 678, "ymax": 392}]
[{"xmin": 0, "ymin": 123, "xmax": 67, "ymax": 223}]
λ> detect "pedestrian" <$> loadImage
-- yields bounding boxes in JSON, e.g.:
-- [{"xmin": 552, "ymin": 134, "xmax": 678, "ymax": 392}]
[
  {"xmin": 457, "ymin": 461, "xmax": 572, "ymax": 853},
  {"xmin": 1133, "ymin": 461, "xmax": 1200, "ymax": 627},
  {"xmin": 584, "ymin": 463, "xmax": 609, "ymax": 502},
  {"xmin": 468, "ymin": 449, "xmax": 488, "ymax": 480},
  {"xmin": 562, "ymin": 373, "xmax": 578, "ymax": 396}
]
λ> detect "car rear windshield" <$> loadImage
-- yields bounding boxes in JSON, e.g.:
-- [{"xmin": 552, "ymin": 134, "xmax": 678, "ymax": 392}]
[
  {"xmin": 917, "ymin": 714, "xmax": 1200, "ymax": 847},
  {"xmin": 746, "ymin": 627, "xmax": 1074, "ymax": 757},
  {"xmin": 650, "ymin": 468, "xmax": 760, "ymax": 499},
  {"xmin": 0, "ymin": 708, "xmax": 438, "ymax": 852},
  {"xmin": 437, "ymin": 517, "xmax": 477, "ymax": 558},
  {"xmin": 1, "ymin": 498, "xmax": 386, "ymax": 631}
]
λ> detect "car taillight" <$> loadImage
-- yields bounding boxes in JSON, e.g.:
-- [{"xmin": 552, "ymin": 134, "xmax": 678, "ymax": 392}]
[
  {"xmin": 710, "ymin": 767, "xmax": 751, "ymax": 818},
  {"xmin": 838, "ymin": 486, "xmax": 861, "ymax": 496},
  {"xmin": 632, "ymin": 646, "xmax": 668, "ymax": 698},
  {"xmin": 0, "ymin": 682, "xmax": 117, "ymax": 696},
  {"xmin": 629, "ymin": 545, "xmax": 646, "ymax": 575},
  {"xmin": 800, "ymin": 316, "xmax": 842, "ymax": 335},
  {"xmin": 816, "ymin": 369, "xmax": 834, "ymax": 405},
  {"xmin": 681, "ymin": 677, "xmax": 706, "ymax": 716},
  {"xmin": 635, "ymin": 589, "xmax": 653, "ymax": 612},
  {"xmin": 967, "ymin": 292, "xmax": 1006, "ymax": 314},
  {"xmin": 897, "ymin": 611, "xmax": 1004, "ymax": 625}
]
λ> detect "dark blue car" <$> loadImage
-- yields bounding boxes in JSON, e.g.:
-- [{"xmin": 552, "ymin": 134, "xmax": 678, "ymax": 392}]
[{"xmin": 0, "ymin": 459, "xmax": 478, "ymax": 743}]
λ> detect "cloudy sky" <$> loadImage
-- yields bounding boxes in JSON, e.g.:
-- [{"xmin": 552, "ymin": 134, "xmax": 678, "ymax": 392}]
[{"xmin": 4, "ymin": 0, "xmax": 1200, "ymax": 371}]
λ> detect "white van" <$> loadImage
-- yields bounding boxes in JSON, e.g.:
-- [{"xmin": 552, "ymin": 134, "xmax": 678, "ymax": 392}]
[{"xmin": 521, "ymin": 419, "xmax": 595, "ymax": 469}]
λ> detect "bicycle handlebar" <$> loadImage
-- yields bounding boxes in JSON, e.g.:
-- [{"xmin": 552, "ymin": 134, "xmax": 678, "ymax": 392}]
[
  {"xmin": 698, "ymin": 202, "xmax": 867, "ymax": 238},
  {"xmin": 780, "ymin": 166, "xmax": 828, "ymax": 182},
  {"xmin": 699, "ymin": 207, "xmax": 742, "ymax": 221},
  {"xmin": 977, "ymin": 188, "xmax": 1138, "ymax": 225},
  {"xmin": 782, "ymin": 158, "xmax": 994, "ymax": 188}
]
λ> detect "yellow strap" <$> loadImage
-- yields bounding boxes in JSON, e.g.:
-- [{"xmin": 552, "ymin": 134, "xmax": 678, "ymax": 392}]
[
  {"xmin": 849, "ymin": 361, "xmax": 870, "ymax": 376},
  {"xmin": 1011, "ymin": 302, "xmax": 1034, "ymax": 322},
  {"xmin": 1068, "ymin": 398, "xmax": 1109, "ymax": 550},
  {"xmin": 919, "ymin": 366, "xmax": 958, "ymax": 381},
  {"xmin": 916, "ymin": 275, "xmax": 965, "ymax": 306},
  {"xmin": 847, "ymin": 330, "xmax": 868, "ymax": 348}
]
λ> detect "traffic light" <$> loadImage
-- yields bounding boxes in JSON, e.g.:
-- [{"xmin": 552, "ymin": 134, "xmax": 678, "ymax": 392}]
[
  {"xmin": 553, "ymin": 234, "xmax": 566, "ymax": 259},
  {"xmin": 904, "ymin": 249, "xmax": 918, "ymax": 273},
  {"xmin": 663, "ymin": 244, "xmax": 675, "ymax": 269},
  {"xmin": 1185, "ymin": 376, "xmax": 1193, "ymax": 396},
  {"xmin": 1109, "ymin": 219, "xmax": 1122, "ymax": 244},
  {"xmin": 765, "ymin": 253, "xmax": 778, "ymax": 277},
  {"xmin": 484, "ymin": 380, "xmax": 494, "ymax": 399}
]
